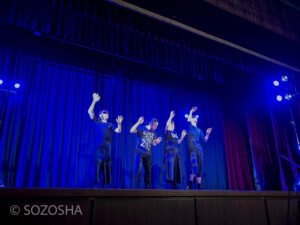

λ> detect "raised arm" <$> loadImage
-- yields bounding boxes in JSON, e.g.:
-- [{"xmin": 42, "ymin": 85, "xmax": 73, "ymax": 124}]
[
  {"xmin": 88, "ymin": 93, "xmax": 100, "ymax": 120},
  {"xmin": 130, "ymin": 117, "xmax": 144, "ymax": 133},
  {"xmin": 165, "ymin": 110, "xmax": 175, "ymax": 131},
  {"xmin": 187, "ymin": 107, "xmax": 198, "ymax": 122},
  {"xmin": 114, "ymin": 116, "xmax": 124, "ymax": 133}
]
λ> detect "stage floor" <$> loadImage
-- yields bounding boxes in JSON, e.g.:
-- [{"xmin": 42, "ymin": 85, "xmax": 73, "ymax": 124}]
[
  {"xmin": 0, "ymin": 188, "xmax": 299, "ymax": 197},
  {"xmin": 0, "ymin": 189, "xmax": 299, "ymax": 225}
]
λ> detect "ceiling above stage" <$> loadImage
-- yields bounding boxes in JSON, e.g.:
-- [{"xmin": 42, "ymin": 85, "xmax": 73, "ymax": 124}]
[{"xmin": 111, "ymin": 0, "xmax": 300, "ymax": 71}]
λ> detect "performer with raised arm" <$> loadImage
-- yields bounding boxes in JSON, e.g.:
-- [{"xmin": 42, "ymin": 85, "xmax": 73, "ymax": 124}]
[
  {"xmin": 163, "ymin": 111, "xmax": 187, "ymax": 189},
  {"xmin": 186, "ymin": 107, "xmax": 212, "ymax": 190},
  {"xmin": 130, "ymin": 117, "xmax": 162, "ymax": 189},
  {"xmin": 88, "ymin": 93, "xmax": 124, "ymax": 188}
]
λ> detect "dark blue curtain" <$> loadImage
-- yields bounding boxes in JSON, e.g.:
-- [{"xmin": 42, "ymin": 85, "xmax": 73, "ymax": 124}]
[
  {"xmin": 1, "ymin": 0, "xmax": 298, "ymax": 191},
  {"xmin": 0, "ymin": 52, "xmax": 228, "ymax": 189}
]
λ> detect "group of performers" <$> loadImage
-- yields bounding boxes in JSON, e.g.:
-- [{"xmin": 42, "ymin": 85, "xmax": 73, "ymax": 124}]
[{"xmin": 88, "ymin": 93, "xmax": 212, "ymax": 190}]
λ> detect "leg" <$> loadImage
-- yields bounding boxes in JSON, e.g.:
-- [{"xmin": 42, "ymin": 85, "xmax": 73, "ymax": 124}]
[
  {"xmin": 135, "ymin": 152, "xmax": 143, "ymax": 188},
  {"xmin": 144, "ymin": 154, "xmax": 152, "ymax": 189},
  {"xmin": 166, "ymin": 151, "xmax": 175, "ymax": 184},
  {"xmin": 104, "ymin": 145, "xmax": 112, "ymax": 187},
  {"xmin": 166, "ymin": 152, "xmax": 174, "ymax": 189},
  {"xmin": 94, "ymin": 148, "xmax": 101, "ymax": 187},
  {"xmin": 187, "ymin": 151, "xmax": 197, "ymax": 189},
  {"xmin": 172, "ymin": 154, "xmax": 177, "ymax": 189},
  {"xmin": 99, "ymin": 147, "xmax": 106, "ymax": 188},
  {"xmin": 173, "ymin": 153, "xmax": 180, "ymax": 189},
  {"xmin": 196, "ymin": 150, "xmax": 203, "ymax": 189}
]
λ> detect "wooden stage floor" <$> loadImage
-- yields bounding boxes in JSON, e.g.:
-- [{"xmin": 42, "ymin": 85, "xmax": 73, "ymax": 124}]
[{"xmin": 0, "ymin": 189, "xmax": 299, "ymax": 225}]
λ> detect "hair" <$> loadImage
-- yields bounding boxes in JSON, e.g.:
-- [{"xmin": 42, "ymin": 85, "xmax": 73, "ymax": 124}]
[
  {"xmin": 99, "ymin": 109, "xmax": 109, "ymax": 114},
  {"xmin": 149, "ymin": 118, "xmax": 158, "ymax": 124}
]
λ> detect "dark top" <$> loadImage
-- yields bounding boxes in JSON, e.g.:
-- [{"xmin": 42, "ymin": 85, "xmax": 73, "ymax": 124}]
[
  {"xmin": 93, "ymin": 118, "xmax": 116, "ymax": 148},
  {"xmin": 187, "ymin": 125, "xmax": 205, "ymax": 151},
  {"xmin": 136, "ymin": 126, "xmax": 157, "ymax": 155},
  {"xmin": 165, "ymin": 130, "xmax": 180, "ymax": 152}
]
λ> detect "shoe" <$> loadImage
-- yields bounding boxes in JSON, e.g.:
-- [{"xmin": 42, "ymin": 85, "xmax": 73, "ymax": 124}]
[
  {"xmin": 92, "ymin": 181, "xmax": 99, "ymax": 188},
  {"xmin": 186, "ymin": 184, "xmax": 193, "ymax": 190}
]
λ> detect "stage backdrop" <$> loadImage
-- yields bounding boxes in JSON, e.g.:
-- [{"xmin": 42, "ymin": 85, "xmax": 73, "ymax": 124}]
[{"xmin": 0, "ymin": 52, "xmax": 228, "ymax": 189}]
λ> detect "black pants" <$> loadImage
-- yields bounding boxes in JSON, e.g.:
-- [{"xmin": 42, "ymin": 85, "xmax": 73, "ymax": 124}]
[
  {"xmin": 189, "ymin": 149, "xmax": 203, "ymax": 177},
  {"xmin": 95, "ymin": 145, "xmax": 111, "ymax": 186},
  {"xmin": 163, "ymin": 150, "xmax": 182, "ymax": 184},
  {"xmin": 135, "ymin": 150, "xmax": 152, "ymax": 188}
]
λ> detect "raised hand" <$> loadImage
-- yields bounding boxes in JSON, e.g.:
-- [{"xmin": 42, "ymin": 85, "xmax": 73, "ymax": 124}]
[
  {"xmin": 116, "ymin": 115, "xmax": 124, "ymax": 124},
  {"xmin": 92, "ymin": 93, "xmax": 100, "ymax": 102},
  {"xmin": 156, "ymin": 137, "xmax": 162, "ymax": 144},
  {"xmin": 170, "ymin": 110, "xmax": 175, "ymax": 118},
  {"xmin": 181, "ymin": 130, "xmax": 187, "ymax": 137},
  {"xmin": 190, "ymin": 106, "xmax": 198, "ymax": 113},
  {"xmin": 206, "ymin": 128, "xmax": 212, "ymax": 135},
  {"xmin": 138, "ymin": 116, "xmax": 144, "ymax": 125}
]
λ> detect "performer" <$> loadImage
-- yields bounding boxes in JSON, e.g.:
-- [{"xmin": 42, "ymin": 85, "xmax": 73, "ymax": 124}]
[
  {"xmin": 186, "ymin": 107, "xmax": 212, "ymax": 190},
  {"xmin": 130, "ymin": 117, "xmax": 162, "ymax": 189},
  {"xmin": 88, "ymin": 93, "xmax": 123, "ymax": 188},
  {"xmin": 163, "ymin": 111, "xmax": 187, "ymax": 189}
]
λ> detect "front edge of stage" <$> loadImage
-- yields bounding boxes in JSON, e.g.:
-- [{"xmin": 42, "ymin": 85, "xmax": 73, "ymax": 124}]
[{"xmin": 0, "ymin": 189, "xmax": 299, "ymax": 225}]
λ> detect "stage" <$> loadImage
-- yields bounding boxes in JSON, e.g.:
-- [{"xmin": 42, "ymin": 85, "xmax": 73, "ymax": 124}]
[
  {"xmin": 0, "ymin": 189, "xmax": 299, "ymax": 225},
  {"xmin": 1, "ymin": 1, "xmax": 300, "ymax": 225}
]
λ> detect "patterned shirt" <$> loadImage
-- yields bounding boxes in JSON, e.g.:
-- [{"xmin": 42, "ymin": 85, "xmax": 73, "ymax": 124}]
[{"xmin": 136, "ymin": 126, "xmax": 157, "ymax": 154}]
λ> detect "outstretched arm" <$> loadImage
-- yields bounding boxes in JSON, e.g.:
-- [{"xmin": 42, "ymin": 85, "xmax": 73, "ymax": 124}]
[
  {"xmin": 88, "ymin": 93, "xmax": 100, "ymax": 120},
  {"xmin": 165, "ymin": 110, "xmax": 175, "ymax": 131},
  {"xmin": 204, "ymin": 128, "xmax": 213, "ymax": 142},
  {"xmin": 130, "ymin": 117, "xmax": 144, "ymax": 133},
  {"xmin": 115, "ymin": 116, "xmax": 124, "ymax": 133}
]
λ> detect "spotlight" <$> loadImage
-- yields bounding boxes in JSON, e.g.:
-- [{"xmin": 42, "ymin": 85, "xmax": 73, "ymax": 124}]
[
  {"xmin": 0, "ymin": 79, "xmax": 3, "ymax": 85},
  {"xmin": 285, "ymin": 94, "xmax": 292, "ymax": 101},
  {"xmin": 281, "ymin": 75, "xmax": 288, "ymax": 82},
  {"xmin": 33, "ymin": 31, "xmax": 41, "ymax": 36},
  {"xmin": 273, "ymin": 80, "xmax": 279, "ymax": 86},
  {"xmin": 276, "ymin": 95, "xmax": 283, "ymax": 102},
  {"xmin": 14, "ymin": 83, "xmax": 20, "ymax": 89}
]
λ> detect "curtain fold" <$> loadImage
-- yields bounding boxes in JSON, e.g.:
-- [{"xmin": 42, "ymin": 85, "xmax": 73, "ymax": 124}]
[
  {"xmin": 0, "ymin": 52, "xmax": 228, "ymax": 189},
  {"xmin": 221, "ymin": 91, "xmax": 255, "ymax": 190},
  {"xmin": 244, "ymin": 82, "xmax": 283, "ymax": 190}
]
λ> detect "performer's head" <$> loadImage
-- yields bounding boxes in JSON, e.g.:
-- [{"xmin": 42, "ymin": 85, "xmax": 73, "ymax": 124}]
[
  {"xmin": 99, "ymin": 109, "xmax": 109, "ymax": 121},
  {"xmin": 149, "ymin": 118, "xmax": 159, "ymax": 131},
  {"xmin": 185, "ymin": 114, "xmax": 198, "ymax": 126},
  {"xmin": 190, "ymin": 115, "xmax": 199, "ymax": 126}
]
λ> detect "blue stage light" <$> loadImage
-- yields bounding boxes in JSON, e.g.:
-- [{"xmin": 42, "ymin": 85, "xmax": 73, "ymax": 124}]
[
  {"xmin": 0, "ymin": 79, "xmax": 3, "ymax": 85},
  {"xmin": 14, "ymin": 83, "xmax": 20, "ymax": 89},
  {"xmin": 281, "ymin": 75, "xmax": 288, "ymax": 82},
  {"xmin": 285, "ymin": 94, "xmax": 292, "ymax": 101},
  {"xmin": 273, "ymin": 80, "xmax": 279, "ymax": 86},
  {"xmin": 276, "ymin": 95, "xmax": 282, "ymax": 102},
  {"xmin": 33, "ymin": 31, "xmax": 41, "ymax": 36}
]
